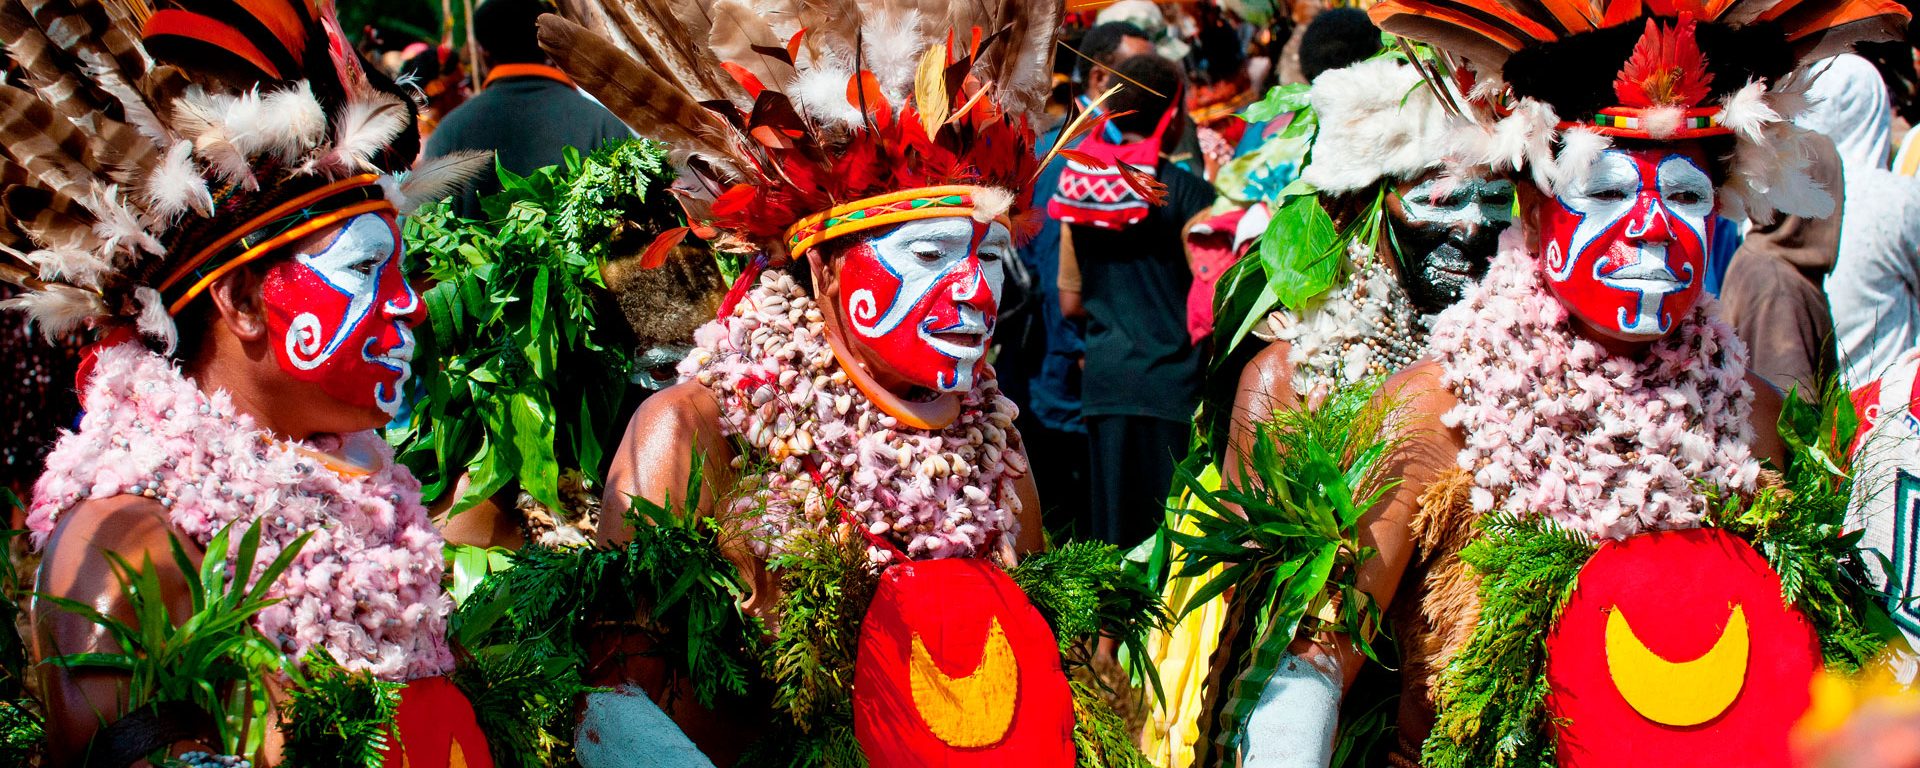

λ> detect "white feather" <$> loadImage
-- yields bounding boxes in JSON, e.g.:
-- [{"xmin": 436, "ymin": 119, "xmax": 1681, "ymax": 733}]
[
  {"xmin": 323, "ymin": 91, "xmax": 411, "ymax": 174},
  {"xmin": 971, "ymin": 187, "xmax": 1014, "ymax": 222},
  {"xmin": 27, "ymin": 247, "xmax": 111, "ymax": 289},
  {"xmin": 259, "ymin": 82, "xmax": 329, "ymax": 163},
  {"xmin": 0, "ymin": 284, "xmax": 105, "ymax": 342},
  {"xmin": 1548, "ymin": 128, "xmax": 1611, "ymax": 193},
  {"xmin": 141, "ymin": 141, "xmax": 215, "ymax": 222},
  {"xmin": 862, "ymin": 8, "xmax": 924, "ymax": 100},
  {"xmin": 386, "ymin": 150, "xmax": 495, "ymax": 213},
  {"xmin": 172, "ymin": 87, "xmax": 259, "ymax": 188},
  {"xmin": 133, "ymin": 286, "xmax": 178, "ymax": 355},
  {"xmin": 1716, "ymin": 81, "xmax": 1778, "ymax": 143},
  {"xmin": 84, "ymin": 184, "xmax": 163, "ymax": 262},
  {"xmin": 789, "ymin": 64, "xmax": 863, "ymax": 125}
]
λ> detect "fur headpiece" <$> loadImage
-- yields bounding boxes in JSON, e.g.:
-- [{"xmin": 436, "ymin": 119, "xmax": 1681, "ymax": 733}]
[
  {"xmin": 537, "ymin": 0, "xmax": 1060, "ymax": 269},
  {"xmin": 0, "ymin": 0, "xmax": 490, "ymax": 351},
  {"xmin": 1369, "ymin": 0, "xmax": 1909, "ymax": 222},
  {"xmin": 1301, "ymin": 56, "xmax": 1471, "ymax": 195}
]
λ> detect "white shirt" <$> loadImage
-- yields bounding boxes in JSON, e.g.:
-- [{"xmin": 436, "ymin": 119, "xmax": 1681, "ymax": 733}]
[{"xmin": 1830, "ymin": 166, "xmax": 1920, "ymax": 385}]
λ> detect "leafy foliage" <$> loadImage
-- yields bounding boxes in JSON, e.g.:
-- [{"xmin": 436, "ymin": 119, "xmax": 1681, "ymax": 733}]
[
  {"xmin": 392, "ymin": 139, "xmax": 680, "ymax": 514},
  {"xmin": 1010, "ymin": 540, "xmax": 1169, "ymax": 697},
  {"xmin": 41, "ymin": 520, "xmax": 309, "ymax": 757},
  {"xmin": 0, "ymin": 490, "xmax": 41, "ymax": 765},
  {"xmin": 1070, "ymin": 680, "xmax": 1153, "ymax": 768},
  {"xmin": 278, "ymin": 650, "xmax": 403, "ymax": 768},
  {"xmin": 1422, "ymin": 514, "xmax": 1594, "ymax": 768},
  {"xmin": 762, "ymin": 525, "xmax": 874, "ymax": 730},
  {"xmin": 451, "ymin": 454, "xmax": 759, "ymax": 766},
  {"xmin": 1711, "ymin": 383, "xmax": 1893, "ymax": 671}
]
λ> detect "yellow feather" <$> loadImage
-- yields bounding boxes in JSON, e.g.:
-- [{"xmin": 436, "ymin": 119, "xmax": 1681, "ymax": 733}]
[{"xmin": 914, "ymin": 43, "xmax": 949, "ymax": 138}]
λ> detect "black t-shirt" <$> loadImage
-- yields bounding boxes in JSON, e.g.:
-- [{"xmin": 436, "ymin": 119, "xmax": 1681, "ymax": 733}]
[
  {"xmin": 422, "ymin": 76, "xmax": 633, "ymax": 218},
  {"xmin": 1071, "ymin": 163, "xmax": 1216, "ymax": 423}
]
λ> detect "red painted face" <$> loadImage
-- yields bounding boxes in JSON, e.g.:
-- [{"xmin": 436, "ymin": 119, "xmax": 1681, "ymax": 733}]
[
  {"xmin": 1537, "ymin": 146, "xmax": 1714, "ymax": 340},
  {"xmin": 837, "ymin": 217, "xmax": 1010, "ymax": 393},
  {"xmin": 259, "ymin": 210, "xmax": 424, "ymax": 419}
]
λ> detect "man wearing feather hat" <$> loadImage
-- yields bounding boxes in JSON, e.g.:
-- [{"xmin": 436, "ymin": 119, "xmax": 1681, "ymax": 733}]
[
  {"xmin": 2, "ymin": 0, "xmax": 496, "ymax": 764},
  {"xmin": 1228, "ymin": 0, "xmax": 1912, "ymax": 764},
  {"xmin": 533, "ymin": 1, "xmax": 1154, "ymax": 765}
]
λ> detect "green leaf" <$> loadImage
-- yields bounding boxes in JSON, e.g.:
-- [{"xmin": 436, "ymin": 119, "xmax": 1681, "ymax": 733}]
[
  {"xmin": 511, "ymin": 392, "xmax": 562, "ymax": 512},
  {"xmin": 1241, "ymin": 82, "xmax": 1312, "ymax": 124},
  {"xmin": 1260, "ymin": 195, "xmax": 1342, "ymax": 311}
]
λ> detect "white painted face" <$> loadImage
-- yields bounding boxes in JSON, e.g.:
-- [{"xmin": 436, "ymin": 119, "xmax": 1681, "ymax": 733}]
[
  {"xmin": 838, "ymin": 217, "xmax": 1010, "ymax": 392},
  {"xmin": 1540, "ymin": 148, "xmax": 1713, "ymax": 339},
  {"xmin": 260, "ymin": 211, "xmax": 424, "ymax": 417}
]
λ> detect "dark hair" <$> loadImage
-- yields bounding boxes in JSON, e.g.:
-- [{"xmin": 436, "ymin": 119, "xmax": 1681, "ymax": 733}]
[
  {"xmin": 473, "ymin": 0, "xmax": 550, "ymax": 65},
  {"xmin": 1503, "ymin": 20, "xmax": 1794, "ymax": 119},
  {"xmin": 1107, "ymin": 54, "xmax": 1186, "ymax": 137},
  {"xmin": 1299, "ymin": 9, "xmax": 1381, "ymax": 82},
  {"xmin": 1077, "ymin": 22, "xmax": 1150, "ymax": 81}
]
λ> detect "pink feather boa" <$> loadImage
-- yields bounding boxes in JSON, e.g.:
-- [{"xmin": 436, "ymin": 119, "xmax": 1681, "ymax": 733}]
[
  {"xmin": 28, "ymin": 344, "xmax": 454, "ymax": 681},
  {"xmin": 1429, "ymin": 245, "xmax": 1762, "ymax": 541},
  {"xmin": 679, "ymin": 270, "xmax": 1027, "ymax": 562}
]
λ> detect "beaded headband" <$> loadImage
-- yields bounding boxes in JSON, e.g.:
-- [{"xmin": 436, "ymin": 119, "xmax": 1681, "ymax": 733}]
[{"xmin": 784, "ymin": 185, "xmax": 1015, "ymax": 261}]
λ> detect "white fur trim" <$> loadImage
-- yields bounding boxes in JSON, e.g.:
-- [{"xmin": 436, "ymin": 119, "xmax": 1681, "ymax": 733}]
[
  {"xmin": 1301, "ymin": 58, "xmax": 1462, "ymax": 194},
  {"xmin": 971, "ymin": 187, "xmax": 1014, "ymax": 223}
]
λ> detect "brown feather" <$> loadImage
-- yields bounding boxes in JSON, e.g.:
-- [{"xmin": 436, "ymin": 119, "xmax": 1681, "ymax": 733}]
[
  {"xmin": 0, "ymin": 85, "xmax": 104, "ymax": 205},
  {"xmin": 795, "ymin": 0, "xmax": 863, "ymax": 62},
  {"xmin": 709, "ymin": 0, "xmax": 797, "ymax": 92},
  {"xmin": 0, "ymin": 2, "xmax": 117, "ymax": 126},
  {"xmin": 990, "ymin": 0, "xmax": 1059, "ymax": 118},
  {"xmin": 538, "ymin": 14, "xmax": 748, "ymax": 179},
  {"xmin": 3, "ymin": 185, "xmax": 100, "ymax": 252}
]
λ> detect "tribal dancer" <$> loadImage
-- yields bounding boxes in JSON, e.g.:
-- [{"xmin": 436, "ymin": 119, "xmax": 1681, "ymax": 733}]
[
  {"xmin": 1226, "ymin": 54, "xmax": 1515, "ymax": 447},
  {"xmin": 535, "ymin": 1, "xmax": 1149, "ymax": 765},
  {"xmin": 1230, "ymin": 0, "xmax": 1911, "ymax": 763},
  {"xmin": 2, "ymin": 0, "xmax": 490, "ymax": 764}
]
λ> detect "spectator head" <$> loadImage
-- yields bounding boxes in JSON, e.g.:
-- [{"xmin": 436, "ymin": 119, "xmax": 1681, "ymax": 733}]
[
  {"xmin": 1078, "ymin": 22, "xmax": 1155, "ymax": 95},
  {"xmin": 1299, "ymin": 8, "xmax": 1381, "ymax": 83},
  {"xmin": 474, "ymin": 0, "xmax": 550, "ymax": 67},
  {"xmin": 1107, "ymin": 54, "xmax": 1186, "ymax": 142}
]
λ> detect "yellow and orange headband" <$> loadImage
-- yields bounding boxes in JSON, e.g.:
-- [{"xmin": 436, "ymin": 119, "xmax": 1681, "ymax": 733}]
[
  {"xmin": 783, "ymin": 185, "xmax": 1014, "ymax": 261},
  {"xmin": 159, "ymin": 174, "xmax": 396, "ymax": 315}
]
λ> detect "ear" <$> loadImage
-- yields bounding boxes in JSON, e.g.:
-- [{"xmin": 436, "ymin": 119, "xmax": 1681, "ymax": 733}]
[{"xmin": 207, "ymin": 264, "xmax": 270, "ymax": 342}]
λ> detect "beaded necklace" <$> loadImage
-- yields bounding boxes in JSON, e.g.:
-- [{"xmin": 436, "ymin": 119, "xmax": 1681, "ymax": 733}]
[
  {"xmin": 1428, "ymin": 246, "xmax": 1761, "ymax": 540},
  {"xmin": 680, "ymin": 270, "xmax": 1027, "ymax": 563},
  {"xmin": 28, "ymin": 344, "xmax": 455, "ymax": 681},
  {"xmin": 1265, "ymin": 241, "xmax": 1427, "ymax": 392}
]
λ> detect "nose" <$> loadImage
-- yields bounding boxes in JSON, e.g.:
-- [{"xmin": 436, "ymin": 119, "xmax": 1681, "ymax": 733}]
[{"xmin": 1623, "ymin": 196, "xmax": 1674, "ymax": 244}]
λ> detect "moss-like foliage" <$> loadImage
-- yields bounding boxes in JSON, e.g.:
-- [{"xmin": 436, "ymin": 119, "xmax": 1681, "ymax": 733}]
[{"xmin": 1010, "ymin": 540, "xmax": 1168, "ymax": 669}]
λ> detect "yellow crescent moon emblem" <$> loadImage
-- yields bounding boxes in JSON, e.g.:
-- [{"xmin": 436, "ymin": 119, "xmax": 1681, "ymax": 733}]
[
  {"xmin": 909, "ymin": 616, "xmax": 1020, "ymax": 747},
  {"xmin": 1604, "ymin": 603, "xmax": 1750, "ymax": 726}
]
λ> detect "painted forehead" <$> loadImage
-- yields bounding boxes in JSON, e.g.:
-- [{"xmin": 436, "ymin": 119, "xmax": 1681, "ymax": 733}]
[{"xmin": 862, "ymin": 217, "xmax": 1012, "ymax": 250}]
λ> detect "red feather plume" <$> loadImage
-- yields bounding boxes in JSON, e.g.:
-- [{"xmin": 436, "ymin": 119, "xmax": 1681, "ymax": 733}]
[{"xmin": 1614, "ymin": 13, "xmax": 1713, "ymax": 108}]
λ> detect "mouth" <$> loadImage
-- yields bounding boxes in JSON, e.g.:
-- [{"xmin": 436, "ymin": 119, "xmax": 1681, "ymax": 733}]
[
  {"xmin": 1597, "ymin": 247, "xmax": 1687, "ymax": 293},
  {"xmin": 931, "ymin": 330, "xmax": 987, "ymax": 348}
]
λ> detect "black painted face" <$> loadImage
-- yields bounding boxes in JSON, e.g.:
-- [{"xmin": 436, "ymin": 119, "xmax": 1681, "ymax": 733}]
[{"xmin": 1383, "ymin": 170, "xmax": 1516, "ymax": 315}]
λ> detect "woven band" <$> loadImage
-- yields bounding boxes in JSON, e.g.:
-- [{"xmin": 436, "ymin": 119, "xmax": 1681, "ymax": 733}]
[
  {"xmin": 783, "ymin": 185, "xmax": 1011, "ymax": 260},
  {"xmin": 1569, "ymin": 106, "xmax": 1729, "ymax": 140}
]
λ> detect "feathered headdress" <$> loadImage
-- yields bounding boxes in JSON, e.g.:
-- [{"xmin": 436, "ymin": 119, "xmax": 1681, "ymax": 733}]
[
  {"xmin": 537, "ymin": 0, "xmax": 1061, "ymax": 276},
  {"xmin": 0, "ymin": 0, "xmax": 490, "ymax": 351},
  {"xmin": 1369, "ymin": 0, "xmax": 1909, "ymax": 222}
]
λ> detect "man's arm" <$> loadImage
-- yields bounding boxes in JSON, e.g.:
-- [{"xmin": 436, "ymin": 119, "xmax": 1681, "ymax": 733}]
[{"xmin": 1059, "ymin": 225, "xmax": 1086, "ymax": 320}]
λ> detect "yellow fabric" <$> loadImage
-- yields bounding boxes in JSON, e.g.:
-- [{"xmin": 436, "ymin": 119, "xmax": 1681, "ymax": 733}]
[
  {"xmin": 1896, "ymin": 125, "xmax": 1920, "ymax": 177},
  {"xmin": 1142, "ymin": 464, "xmax": 1230, "ymax": 768},
  {"xmin": 1605, "ymin": 604, "xmax": 1750, "ymax": 726},
  {"xmin": 909, "ymin": 617, "xmax": 1019, "ymax": 747}
]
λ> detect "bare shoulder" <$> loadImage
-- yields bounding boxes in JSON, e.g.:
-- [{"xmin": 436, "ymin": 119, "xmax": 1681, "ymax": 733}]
[
  {"xmin": 1744, "ymin": 371, "xmax": 1788, "ymax": 468},
  {"xmin": 600, "ymin": 381, "xmax": 736, "ymax": 543},
  {"xmin": 34, "ymin": 495, "xmax": 195, "ymax": 651},
  {"xmin": 1381, "ymin": 358, "xmax": 1461, "ymax": 427},
  {"xmin": 1235, "ymin": 340, "xmax": 1299, "ymax": 420}
]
